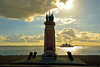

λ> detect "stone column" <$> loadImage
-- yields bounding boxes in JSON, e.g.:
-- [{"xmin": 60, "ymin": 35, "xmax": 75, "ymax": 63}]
[{"xmin": 42, "ymin": 18, "xmax": 57, "ymax": 59}]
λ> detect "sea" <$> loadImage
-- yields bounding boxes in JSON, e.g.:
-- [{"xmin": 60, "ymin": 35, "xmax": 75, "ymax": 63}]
[{"xmin": 0, "ymin": 46, "xmax": 100, "ymax": 56}]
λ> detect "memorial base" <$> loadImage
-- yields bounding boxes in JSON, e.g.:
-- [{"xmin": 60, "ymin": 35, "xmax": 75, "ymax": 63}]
[
  {"xmin": 42, "ymin": 53, "xmax": 57, "ymax": 59},
  {"xmin": 10, "ymin": 55, "xmax": 87, "ymax": 66}
]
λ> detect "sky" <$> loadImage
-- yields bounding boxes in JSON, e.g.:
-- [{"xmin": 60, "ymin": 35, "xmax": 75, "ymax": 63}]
[{"xmin": 0, "ymin": 0, "xmax": 100, "ymax": 46}]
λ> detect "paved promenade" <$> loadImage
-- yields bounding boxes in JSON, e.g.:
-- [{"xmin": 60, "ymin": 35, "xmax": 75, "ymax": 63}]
[{"xmin": 11, "ymin": 56, "xmax": 87, "ymax": 66}]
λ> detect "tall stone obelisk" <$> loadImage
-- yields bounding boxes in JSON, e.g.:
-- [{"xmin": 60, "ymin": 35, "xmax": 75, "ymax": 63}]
[{"xmin": 42, "ymin": 12, "xmax": 57, "ymax": 59}]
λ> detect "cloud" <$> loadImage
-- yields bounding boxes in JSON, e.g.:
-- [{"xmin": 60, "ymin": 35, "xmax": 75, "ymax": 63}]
[
  {"xmin": 25, "ymin": 16, "xmax": 34, "ymax": 22},
  {"xmin": 56, "ymin": 0, "xmax": 75, "ymax": 9},
  {"xmin": 58, "ymin": 28, "xmax": 76, "ymax": 37},
  {"xmin": 0, "ymin": 28, "xmax": 100, "ymax": 44},
  {"xmin": 5, "ymin": 33, "xmax": 26, "ymax": 42},
  {"xmin": 2, "ymin": 33, "xmax": 43, "ymax": 42},
  {"xmin": 0, "ymin": 0, "xmax": 58, "ymax": 21},
  {"xmin": 56, "ymin": 28, "xmax": 76, "ymax": 42},
  {"xmin": 60, "ymin": 0, "xmax": 68, "ymax": 3},
  {"xmin": 55, "ymin": 17, "xmax": 76, "ymax": 26},
  {"xmin": 74, "ymin": 32, "xmax": 100, "ymax": 43},
  {"xmin": 56, "ymin": 28, "xmax": 100, "ymax": 43},
  {"xmin": 0, "ymin": 35, "xmax": 6, "ymax": 42},
  {"xmin": 0, "ymin": 0, "xmax": 69, "ymax": 22},
  {"xmin": 61, "ymin": 18, "xmax": 76, "ymax": 24}
]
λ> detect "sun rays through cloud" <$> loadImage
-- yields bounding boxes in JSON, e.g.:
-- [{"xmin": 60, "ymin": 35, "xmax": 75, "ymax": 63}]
[{"xmin": 56, "ymin": 0, "xmax": 75, "ymax": 9}]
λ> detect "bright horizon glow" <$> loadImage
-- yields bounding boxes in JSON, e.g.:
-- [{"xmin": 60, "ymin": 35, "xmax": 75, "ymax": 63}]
[
  {"xmin": 61, "ymin": 46, "xmax": 82, "ymax": 52},
  {"xmin": 56, "ymin": 0, "xmax": 74, "ymax": 9}
]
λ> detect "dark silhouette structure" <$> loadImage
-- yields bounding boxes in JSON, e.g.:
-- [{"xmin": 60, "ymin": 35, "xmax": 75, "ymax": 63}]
[
  {"xmin": 46, "ymin": 12, "xmax": 54, "ymax": 21},
  {"xmin": 42, "ymin": 11, "xmax": 57, "ymax": 59},
  {"xmin": 32, "ymin": 52, "xmax": 37, "ymax": 58},
  {"xmin": 27, "ymin": 52, "xmax": 33, "ymax": 60},
  {"xmin": 67, "ymin": 51, "xmax": 74, "ymax": 61}
]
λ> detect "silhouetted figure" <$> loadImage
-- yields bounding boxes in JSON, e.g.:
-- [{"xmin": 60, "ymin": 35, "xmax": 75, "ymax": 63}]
[
  {"xmin": 49, "ymin": 14, "xmax": 54, "ymax": 21},
  {"xmin": 49, "ymin": 15, "xmax": 51, "ymax": 21},
  {"xmin": 27, "ymin": 52, "xmax": 33, "ymax": 60},
  {"xmin": 46, "ymin": 14, "xmax": 49, "ymax": 21},
  {"xmin": 46, "ymin": 11, "xmax": 54, "ymax": 22},
  {"xmin": 32, "ymin": 52, "xmax": 37, "ymax": 58},
  {"xmin": 51, "ymin": 14, "xmax": 54, "ymax": 21},
  {"xmin": 67, "ymin": 51, "xmax": 74, "ymax": 61}
]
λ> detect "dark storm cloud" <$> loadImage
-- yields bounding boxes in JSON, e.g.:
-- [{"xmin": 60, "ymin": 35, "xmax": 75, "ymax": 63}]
[
  {"xmin": 0, "ymin": 0, "xmax": 68, "ymax": 21},
  {"xmin": 0, "ymin": 0, "xmax": 57, "ymax": 20}
]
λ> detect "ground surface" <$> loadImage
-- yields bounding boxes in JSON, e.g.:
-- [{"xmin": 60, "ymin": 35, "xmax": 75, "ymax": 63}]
[{"xmin": 0, "ymin": 55, "xmax": 100, "ymax": 67}]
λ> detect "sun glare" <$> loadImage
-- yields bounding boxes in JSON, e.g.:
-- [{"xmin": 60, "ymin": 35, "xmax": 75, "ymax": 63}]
[
  {"xmin": 61, "ymin": 46, "xmax": 83, "ymax": 52},
  {"xmin": 56, "ymin": 0, "xmax": 74, "ymax": 9}
]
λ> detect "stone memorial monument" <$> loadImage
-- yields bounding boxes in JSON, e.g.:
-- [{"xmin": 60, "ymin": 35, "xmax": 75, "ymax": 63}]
[
  {"xmin": 42, "ymin": 11, "xmax": 57, "ymax": 59},
  {"xmin": 11, "ymin": 11, "xmax": 86, "ymax": 66}
]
